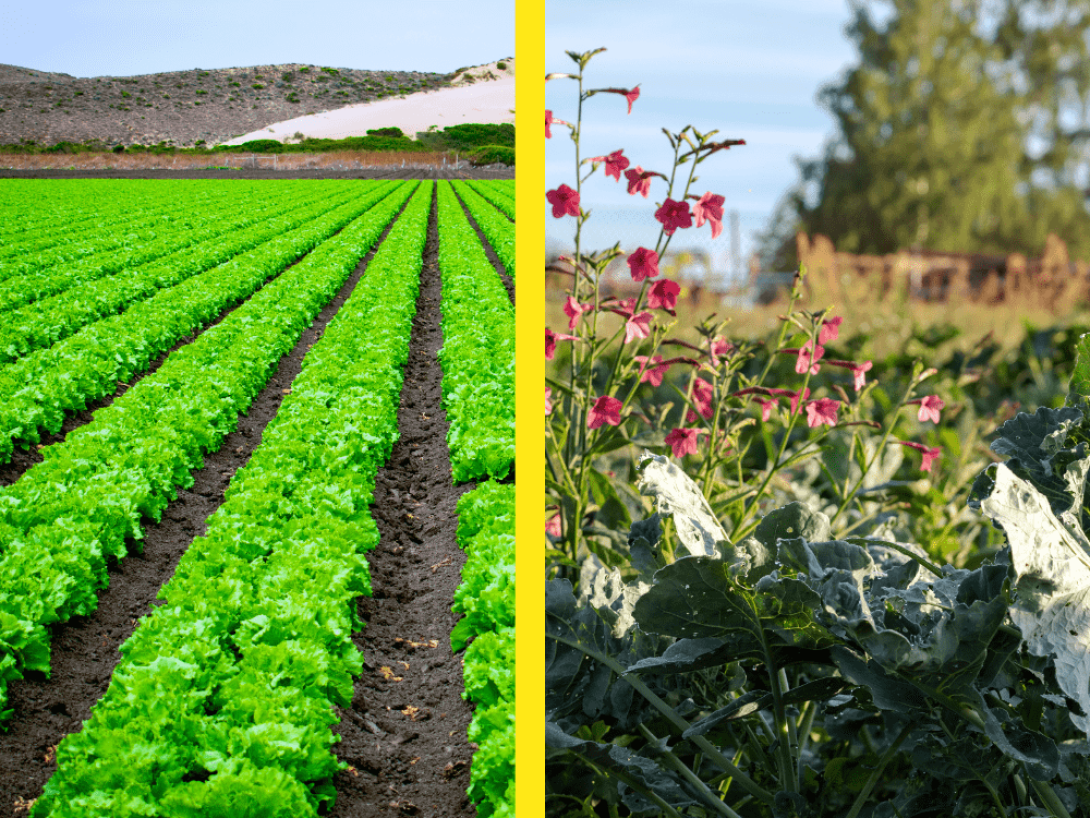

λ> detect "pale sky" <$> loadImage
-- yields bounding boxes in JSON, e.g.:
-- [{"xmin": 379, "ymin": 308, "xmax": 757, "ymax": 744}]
[
  {"xmin": 545, "ymin": 0, "xmax": 860, "ymax": 274},
  {"xmin": 1, "ymin": 1, "xmax": 513, "ymax": 77}
]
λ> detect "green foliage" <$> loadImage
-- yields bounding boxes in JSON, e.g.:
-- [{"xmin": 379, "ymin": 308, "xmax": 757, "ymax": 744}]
[
  {"xmin": 435, "ymin": 182, "xmax": 515, "ymax": 483},
  {"xmin": 366, "ymin": 126, "xmax": 405, "ymax": 138},
  {"xmin": 27, "ymin": 182, "xmax": 433, "ymax": 814},
  {"xmin": 238, "ymin": 138, "xmax": 281, "ymax": 152},
  {"xmin": 762, "ymin": 0, "xmax": 1090, "ymax": 269},
  {"xmin": 466, "ymin": 145, "xmax": 514, "ymax": 166}
]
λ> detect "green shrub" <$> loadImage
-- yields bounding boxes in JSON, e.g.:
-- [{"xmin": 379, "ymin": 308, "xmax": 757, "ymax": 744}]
[
  {"xmin": 466, "ymin": 145, "xmax": 514, "ymax": 166},
  {"xmin": 497, "ymin": 61, "xmax": 507, "ymax": 70},
  {"xmin": 251, "ymin": 83, "xmax": 264, "ymax": 90},
  {"xmin": 366, "ymin": 127, "xmax": 405, "ymax": 138},
  {"xmin": 239, "ymin": 138, "xmax": 281, "ymax": 152}
]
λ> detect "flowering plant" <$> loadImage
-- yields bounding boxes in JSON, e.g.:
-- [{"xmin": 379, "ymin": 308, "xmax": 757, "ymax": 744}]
[{"xmin": 545, "ymin": 48, "xmax": 950, "ymax": 579}]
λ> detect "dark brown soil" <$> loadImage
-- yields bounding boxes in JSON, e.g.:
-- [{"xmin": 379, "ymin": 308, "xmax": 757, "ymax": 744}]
[
  {"xmin": 0, "ymin": 181, "xmax": 491, "ymax": 818},
  {"xmin": 328, "ymin": 183, "xmax": 478, "ymax": 818}
]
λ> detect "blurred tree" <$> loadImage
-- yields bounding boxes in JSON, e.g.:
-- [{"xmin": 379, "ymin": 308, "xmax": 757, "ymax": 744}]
[{"xmin": 760, "ymin": 0, "xmax": 1090, "ymax": 270}]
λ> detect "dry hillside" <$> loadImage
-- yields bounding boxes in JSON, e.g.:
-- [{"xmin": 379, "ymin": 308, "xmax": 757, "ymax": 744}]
[{"xmin": 0, "ymin": 58, "xmax": 512, "ymax": 148}]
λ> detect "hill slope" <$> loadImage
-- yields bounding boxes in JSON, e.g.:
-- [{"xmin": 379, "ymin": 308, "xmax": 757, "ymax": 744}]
[{"xmin": 0, "ymin": 59, "xmax": 511, "ymax": 148}]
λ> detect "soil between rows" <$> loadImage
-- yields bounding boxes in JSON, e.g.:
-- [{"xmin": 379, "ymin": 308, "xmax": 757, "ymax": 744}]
[{"xmin": 0, "ymin": 181, "xmax": 481, "ymax": 817}]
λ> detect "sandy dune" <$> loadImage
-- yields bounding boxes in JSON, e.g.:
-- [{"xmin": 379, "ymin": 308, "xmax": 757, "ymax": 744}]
[{"xmin": 222, "ymin": 61, "xmax": 514, "ymax": 145}]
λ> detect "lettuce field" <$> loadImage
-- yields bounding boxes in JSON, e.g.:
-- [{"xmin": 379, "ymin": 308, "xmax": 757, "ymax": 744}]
[{"xmin": 0, "ymin": 177, "xmax": 514, "ymax": 818}]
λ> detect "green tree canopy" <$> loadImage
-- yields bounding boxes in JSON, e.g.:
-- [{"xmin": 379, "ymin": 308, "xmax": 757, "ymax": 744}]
[{"xmin": 761, "ymin": 0, "xmax": 1090, "ymax": 270}]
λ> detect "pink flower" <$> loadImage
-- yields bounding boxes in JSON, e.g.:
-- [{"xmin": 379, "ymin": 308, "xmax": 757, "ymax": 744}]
[
  {"xmin": 546, "ymin": 184, "xmax": 580, "ymax": 218},
  {"xmin": 588, "ymin": 395, "xmax": 623, "ymax": 429},
  {"xmin": 819, "ymin": 316, "xmax": 843, "ymax": 345},
  {"xmin": 755, "ymin": 398, "xmax": 777, "ymax": 421},
  {"xmin": 648, "ymin": 279, "xmax": 681, "ymax": 312},
  {"xmin": 545, "ymin": 512, "xmax": 561, "ymax": 537},
  {"xmin": 624, "ymin": 86, "xmax": 640, "ymax": 113},
  {"xmin": 898, "ymin": 441, "xmax": 943, "ymax": 472},
  {"xmin": 826, "ymin": 359, "xmax": 873, "ymax": 391},
  {"xmin": 588, "ymin": 149, "xmax": 630, "ymax": 181},
  {"xmin": 790, "ymin": 388, "xmax": 812, "ymax": 415},
  {"xmin": 654, "ymin": 198, "xmax": 692, "ymax": 235},
  {"xmin": 546, "ymin": 328, "xmax": 578, "ymax": 360},
  {"xmin": 849, "ymin": 361, "xmax": 872, "ymax": 391},
  {"xmin": 805, "ymin": 398, "xmax": 840, "ymax": 428},
  {"xmin": 665, "ymin": 427, "xmax": 707, "ymax": 458},
  {"xmin": 627, "ymin": 247, "xmax": 660, "ymax": 281},
  {"xmin": 691, "ymin": 192, "xmax": 726, "ymax": 239},
  {"xmin": 910, "ymin": 395, "xmax": 945, "ymax": 424},
  {"xmin": 545, "ymin": 386, "xmax": 553, "ymax": 416},
  {"xmin": 710, "ymin": 336, "xmax": 734, "ymax": 358},
  {"xmin": 691, "ymin": 378, "xmax": 715, "ymax": 420},
  {"xmin": 624, "ymin": 166, "xmax": 654, "ymax": 198},
  {"xmin": 564, "ymin": 296, "xmax": 589, "ymax": 330},
  {"xmin": 545, "ymin": 110, "xmax": 555, "ymax": 139},
  {"xmin": 625, "ymin": 312, "xmax": 653, "ymax": 343},
  {"xmin": 634, "ymin": 355, "xmax": 670, "ymax": 386},
  {"xmin": 795, "ymin": 340, "xmax": 825, "ymax": 375}
]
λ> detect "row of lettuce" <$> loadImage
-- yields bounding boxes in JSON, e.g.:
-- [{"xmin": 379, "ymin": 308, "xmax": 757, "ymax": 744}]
[
  {"xmin": 439, "ymin": 179, "xmax": 516, "ymax": 817},
  {"xmin": 0, "ymin": 181, "xmax": 353, "ymax": 363},
  {"xmin": 0, "ymin": 181, "xmax": 420, "ymax": 723},
  {"xmin": 32, "ymin": 181, "xmax": 434, "ymax": 816},
  {"xmin": 0, "ymin": 179, "xmax": 515, "ymax": 816},
  {"xmin": 437, "ymin": 181, "xmax": 515, "ymax": 483},
  {"xmin": 0, "ymin": 181, "xmax": 404, "ymax": 462}
]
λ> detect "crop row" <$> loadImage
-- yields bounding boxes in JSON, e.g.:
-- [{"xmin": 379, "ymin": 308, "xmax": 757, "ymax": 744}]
[
  {"xmin": 465, "ymin": 179, "xmax": 515, "ymax": 220},
  {"xmin": 0, "ymin": 182, "xmax": 239, "ymax": 267},
  {"xmin": 0, "ymin": 181, "xmax": 405, "ymax": 463},
  {"xmin": 435, "ymin": 181, "xmax": 515, "ymax": 482},
  {"xmin": 453, "ymin": 180, "xmax": 515, "ymax": 278},
  {"xmin": 452, "ymin": 482, "xmax": 516, "ymax": 818},
  {"xmin": 31, "ymin": 181, "xmax": 434, "ymax": 818},
  {"xmin": 0, "ymin": 182, "xmax": 377, "ymax": 364},
  {"xmin": 0, "ymin": 183, "xmax": 348, "ymax": 310},
  {"xmin": 0, "ymin": 181, "xmax": 419, "ymax": 721}
]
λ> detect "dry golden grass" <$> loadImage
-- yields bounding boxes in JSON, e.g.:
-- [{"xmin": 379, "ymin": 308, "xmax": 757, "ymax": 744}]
[
  {"xmin": 0, "ymin": 150, "xmax": 458, "ymax": 171},
  {"xmin": 546, "ymin": 269, "xmax": 1090, "ymax": 363}
]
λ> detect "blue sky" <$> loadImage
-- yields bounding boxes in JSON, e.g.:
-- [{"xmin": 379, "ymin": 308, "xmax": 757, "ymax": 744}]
[
  {"xmin": 2, "ymin": 1, "xmax": 513, "ymax": 77},
  {"xmin": 545, "ymin": 0, "xmax": 861, "ymax": 276}
]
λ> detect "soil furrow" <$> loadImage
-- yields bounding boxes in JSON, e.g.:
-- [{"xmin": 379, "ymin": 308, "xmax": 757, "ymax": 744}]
[
  {"xmin": 449, "ymin": 183, "xmax": 515, "ymax": 307},
  {"xmin": 329, "ymin": 183, "xmax": 478, "ymax": 817},
  {"xmin": 0, "ymin": 195, "xmax": 409, "ymax": 818}
]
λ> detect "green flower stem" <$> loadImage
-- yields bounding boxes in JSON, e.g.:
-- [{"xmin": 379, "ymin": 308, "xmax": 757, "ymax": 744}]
[
  {"xmin": 1028, "ymin": 778, "xmax": 1074, "ymax": 818},
  {"xmin": 733, "ymin": 322, "xmax": 822, "ymax": 540},
  {"xmin": 637, "ymin": 724, "xmax": 744, "ymax": 818},
  {"xmin": 548, "ymin": 632, "xmax": 776, "ymax": 806},
  {"xmin": 795, "ymin": 700, "xmax": 818, "ymax": 787},
  {"xmin": 761, "ymin": 616, "xmax": 797, "ymax": 794},
  {"xmin": 843, "ymin": 720, "xmax": 913, "ymax": 818},
  {"xmin": 829, "ymin": 373, "xmax": 928, "ymax": 530},
  {"xmin": 979, "ymin": 776, "xmax": 1010, "ymax": 818}
]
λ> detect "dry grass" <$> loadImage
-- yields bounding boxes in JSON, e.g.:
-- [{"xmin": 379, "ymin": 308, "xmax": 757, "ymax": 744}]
[
  {"xmin": 546, "ymin": 270, "xmax": 1090, "ymax": 363},
  {"xmin": 0, "ymin": 150, "xmax": 459, "ymax": 171}
]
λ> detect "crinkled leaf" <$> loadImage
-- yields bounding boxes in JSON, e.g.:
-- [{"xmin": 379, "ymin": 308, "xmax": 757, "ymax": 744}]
[
  {"xmin": 637, "ymin": 455, "xmax": 728, "ymax": 557},
  {"xmin": 979, "ymin": 464, "xmax": 1090, "ymax": 738}
]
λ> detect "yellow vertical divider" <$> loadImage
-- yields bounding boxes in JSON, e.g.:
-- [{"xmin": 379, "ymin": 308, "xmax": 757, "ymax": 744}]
[{"xmin": 515, "ymin": 0, "xmax": 545, "ymax": 816}]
